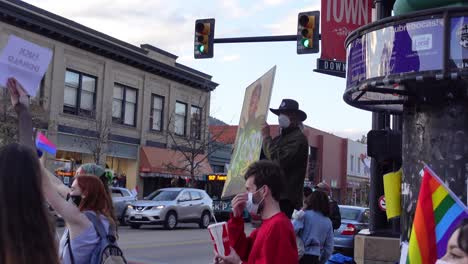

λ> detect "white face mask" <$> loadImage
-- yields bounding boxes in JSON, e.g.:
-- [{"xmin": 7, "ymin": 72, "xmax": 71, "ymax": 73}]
[
  {"xmin": 246, "ymin": 187, "xmax": 265, "ymax": 217},
  {"xmin": 278, "ymin": 114, "xmax": 291, "ymax": 128},
  {"xmin": 435, "ymin": 260, "xmax": 451, "ymax": 264}
]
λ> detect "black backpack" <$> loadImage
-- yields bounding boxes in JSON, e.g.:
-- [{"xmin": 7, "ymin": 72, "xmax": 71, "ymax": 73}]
[{"xmin": 329, "ymin": 199, "xmax": 342, "ymax": 230}]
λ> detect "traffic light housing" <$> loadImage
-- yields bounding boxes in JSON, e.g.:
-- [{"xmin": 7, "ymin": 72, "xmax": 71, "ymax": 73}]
[
  {"xmin": 194, "ymin": 18, "xmax": 215, "ymax": 59},
  {"xmin": 297, "ymin": 11, "xmax": 320, "ymax": 54}
]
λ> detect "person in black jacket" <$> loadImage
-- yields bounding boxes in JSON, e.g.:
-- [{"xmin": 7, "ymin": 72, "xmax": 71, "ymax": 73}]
[{"xmin": 315, "ymin": 182, "xmax": 342, "ymax": 230}]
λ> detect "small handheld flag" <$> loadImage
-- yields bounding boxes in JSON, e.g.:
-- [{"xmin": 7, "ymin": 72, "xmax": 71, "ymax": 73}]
[
  {"xmin": 35, "ymin": 132, "xmax": 56, "ymax": 155},
  {"xmin": 407, "ymin": 165, "xmax": 468, "ymax": 263}
]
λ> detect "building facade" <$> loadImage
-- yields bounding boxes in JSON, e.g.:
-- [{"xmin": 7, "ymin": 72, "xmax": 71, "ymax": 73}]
[
  {"xmin": 0, "ymin": 1, "xmax": 217, "ymax": 193},
  {"xmin": 346, "ymin": 139, "xmax": 370, "ymax": 206}
]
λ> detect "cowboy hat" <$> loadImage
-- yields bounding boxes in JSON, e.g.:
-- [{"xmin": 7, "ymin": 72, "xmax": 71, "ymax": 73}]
[{"xmin": 269, "ymin": 99, "xmax": 307, "ymax": 121}]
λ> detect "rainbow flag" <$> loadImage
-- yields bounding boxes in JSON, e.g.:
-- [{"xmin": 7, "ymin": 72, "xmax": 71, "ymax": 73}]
[
  {"xmin": 35, "ymin": 132, "xmax": 56, "ymax": 155},
  {"xmin": 407, "ymin": 165, "xmax": 468, "ymax": 263}
]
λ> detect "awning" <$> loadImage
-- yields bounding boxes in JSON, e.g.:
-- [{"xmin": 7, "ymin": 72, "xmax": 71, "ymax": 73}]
[{"xmin": 139, "ymin": 146, "xmax": 213, "ymax": 181}]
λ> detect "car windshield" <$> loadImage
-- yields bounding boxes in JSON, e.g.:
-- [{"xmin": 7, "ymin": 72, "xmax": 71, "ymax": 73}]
[
  {"xmin": 146, "ymin": 190, "xmax": 180, "ymax": 201},
  {"xmin": 340, "ymin": 207, "xmax": 362, "ymax": 221}
]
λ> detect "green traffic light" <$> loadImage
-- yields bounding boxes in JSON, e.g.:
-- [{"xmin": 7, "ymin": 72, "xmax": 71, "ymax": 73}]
[
  {"xmin": 198, "ymin": 45, "xmax": 205, "ymax": 53},
  {"xmin": 302, "ymin": 38, "xmax": 310, "ymax": 48}
]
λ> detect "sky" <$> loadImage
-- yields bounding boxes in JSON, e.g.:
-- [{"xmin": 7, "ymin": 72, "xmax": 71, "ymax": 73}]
[{"xmin": 25, "ymin": 0, "xmax": 372, "ymax": 140}]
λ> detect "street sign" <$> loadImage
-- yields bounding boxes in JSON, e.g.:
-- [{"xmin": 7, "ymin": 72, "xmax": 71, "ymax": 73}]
[
  {"xmin": 314, "ymin": 58, "xmax": 346, "ymax": 78},
  {"xmin": 321, "ymin": 0, "xmax": 372, "ymax": 62},
  {"xmin": 378, "ymin": 195, "xmax": 386, "ymax": 211}
]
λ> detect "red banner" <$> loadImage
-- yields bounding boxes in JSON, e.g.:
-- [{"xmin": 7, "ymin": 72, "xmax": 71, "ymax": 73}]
[{"xmin": 321, "ymin": 0, "xmax": 373, "ymax": 61}]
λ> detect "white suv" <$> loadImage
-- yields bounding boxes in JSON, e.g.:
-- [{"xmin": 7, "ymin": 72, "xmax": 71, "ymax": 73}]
[{"xmin": 126, "ymin": 188, "xmax": 213, "ymax": 230}]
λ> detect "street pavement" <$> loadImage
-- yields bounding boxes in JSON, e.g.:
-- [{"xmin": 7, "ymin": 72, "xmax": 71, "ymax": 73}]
[{"xmin": 58, "ymin": 223, "xmax": 254, "ymax": 264}]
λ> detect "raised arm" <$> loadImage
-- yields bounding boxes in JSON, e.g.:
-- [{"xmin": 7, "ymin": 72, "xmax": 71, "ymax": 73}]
[
  {"xmin": 7, "ymin": 78, "xmax": 34, "ymax": 149},
  {"xmin": 40, "ymin": 163, "xmax": 90, "ymax": 238}
]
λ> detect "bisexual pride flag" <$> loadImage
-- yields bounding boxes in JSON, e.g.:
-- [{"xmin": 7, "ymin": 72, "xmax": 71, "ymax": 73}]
[
  {"xmin": 407, "ymin": 165, "xmax": 468, "ymax": 263},
  {"xmin": 35, "ymin": 132, "xmax": 56, "ymax": 155}
]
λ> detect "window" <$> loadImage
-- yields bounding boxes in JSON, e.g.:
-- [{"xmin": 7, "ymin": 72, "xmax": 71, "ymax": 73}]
[
  {"xmin": 178, "ymin": 191, "xmax": 191, "ymax": 202},
  {"xmin": 64, "ymin": 70, "xmax": 97, "ymax": 117},
  {"xmin": 357, "ymin": 158, "xmax": 361, "ymax": 174},
  {"xmin": 111, "ymin": 189, "xmax": 123, "ymax": 198},
  {"xmin": 151, "ymin": 95, "xmax": 164, "ymax": 131},
  {"xmin": 190, "ymin": 106, "xmax": 202, "ymax": 139},
  {"xmin": 350, "ymin": 155, "xmax": 354, "ymax": 172},
  {"xmin": 190, "ymin": 191, "xmax": 202, "ymax": 201},
  {"xmin": 175, "ymin": 101, "xmax": 187, "ymax": 136},
  {"xmin": 112, "ymin": 84, "xmax": 138, "ymax": 126}
]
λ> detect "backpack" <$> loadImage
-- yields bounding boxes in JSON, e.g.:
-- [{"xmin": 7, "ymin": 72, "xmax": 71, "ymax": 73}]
[
  {"xmin": 84, "ymin": 212, "xmax": 127, "ymax": 264},
  {"xmin": 329, "ymin": 199, "xmax": 342, "ymax": 230}
]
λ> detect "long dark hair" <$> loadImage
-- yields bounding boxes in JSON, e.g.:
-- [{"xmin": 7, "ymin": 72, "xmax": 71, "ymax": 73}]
[
  {"xmin": 0, "ymin": 143, "xmax": 58, "ymax": 264},
  {"xmin": 304, "ymin": 190, "xmax": 330, "ymax": 217}
]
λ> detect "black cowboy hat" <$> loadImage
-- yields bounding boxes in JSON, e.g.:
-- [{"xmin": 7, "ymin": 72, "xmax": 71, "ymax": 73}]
[{"xmin": 269, "ymin": 99, "xmax": 307, "ymax": 121}]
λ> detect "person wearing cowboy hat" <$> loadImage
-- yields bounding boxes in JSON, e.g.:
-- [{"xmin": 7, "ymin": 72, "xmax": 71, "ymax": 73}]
[{"xmin": 262, "ymin": 99, "xmax": 309, "ymax": 219}]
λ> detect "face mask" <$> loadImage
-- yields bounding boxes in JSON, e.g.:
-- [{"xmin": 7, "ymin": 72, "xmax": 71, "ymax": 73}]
[
  {"xmin": 278, "ymin": 114, "xmax": 291, "ymax": 128},
  {"xmin": 246, "ymin": 187, "xmax": 265, "ymax": 217},
  {"xmin": 67, "ymin": 194, "xmax": 82, "ymax": 207},
  {"xmin": 435, "ymin": 260, "xmax": 451, "ymax": 264}
]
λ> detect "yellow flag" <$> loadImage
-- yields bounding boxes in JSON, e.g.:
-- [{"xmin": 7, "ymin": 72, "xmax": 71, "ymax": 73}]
[{"xmin": 383, "ymin": 169, "xmax": 402, "ymax": 219}]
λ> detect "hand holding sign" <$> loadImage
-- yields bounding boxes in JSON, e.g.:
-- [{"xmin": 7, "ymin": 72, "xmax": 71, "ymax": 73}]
[
  {"xmin": 6, "ymin": 77, "xmax": 28, "ymax": 107},
  {"xmin": 0, "ymin": 35, "xmax": 53, "ymax": 96}
]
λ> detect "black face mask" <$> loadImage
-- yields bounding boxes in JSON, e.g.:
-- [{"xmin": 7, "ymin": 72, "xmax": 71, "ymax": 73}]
[{"xmin": 67, "ymin": 194, "xmax": 82, "ymax": 207}]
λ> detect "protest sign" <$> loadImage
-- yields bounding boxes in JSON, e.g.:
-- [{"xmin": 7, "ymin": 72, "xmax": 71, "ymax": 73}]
[
  {"xmin": 0, "ymin": 35, "xmax": 53, "ymax": 96},
  {"xmin": 221, "ymin": 66, "xmax": 276, "ymax": 199}
]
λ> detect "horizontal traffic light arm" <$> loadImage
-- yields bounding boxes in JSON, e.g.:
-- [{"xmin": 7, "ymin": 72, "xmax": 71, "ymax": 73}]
[{"xmin": 213, "ymin": 34, "xmax": 321, "ymax": 44}]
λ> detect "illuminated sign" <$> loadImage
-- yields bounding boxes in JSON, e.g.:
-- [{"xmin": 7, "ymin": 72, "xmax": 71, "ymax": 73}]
[{"xmin": 208, "ymin": 174, "xmax": 227, "ymax": 181}]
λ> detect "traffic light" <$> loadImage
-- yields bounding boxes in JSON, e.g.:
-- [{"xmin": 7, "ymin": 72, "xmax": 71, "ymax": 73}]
[
  {"xmin": 194, "ymin": 18, "xmax": 215, "ymax": 59},
  {"xmin": 297, "ymin": 11, "xmax": 320, "ymax": 54}
]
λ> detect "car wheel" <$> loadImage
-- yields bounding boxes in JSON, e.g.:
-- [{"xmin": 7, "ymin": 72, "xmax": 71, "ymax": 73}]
[
  {"xmin": 164, "ymin": 211, "xmax": 178, "ymax": 230},
  {"xmin": 199, "ymin": 211, "xmax": 211, "ymax": 229},
  {"xmin": 130, "ymin": 223, "xmax": 141, "ymax": 229}
]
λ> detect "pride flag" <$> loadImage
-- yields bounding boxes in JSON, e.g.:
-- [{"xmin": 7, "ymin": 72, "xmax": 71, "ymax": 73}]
[
  {"xmin": 407, "ymin": 165, "xmax": 468, "ymax": 263},
  {"xmin": 35, "ymin": 132, "xmax": 56, "ymax": 155}
]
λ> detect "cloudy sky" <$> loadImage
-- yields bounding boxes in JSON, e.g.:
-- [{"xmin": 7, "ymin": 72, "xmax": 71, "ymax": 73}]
[{"xmin": 25, "ymin": 0, "xmax": 372, "ymax": 140}]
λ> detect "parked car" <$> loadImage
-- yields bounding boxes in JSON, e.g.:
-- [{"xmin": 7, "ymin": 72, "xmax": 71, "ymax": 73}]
[
  {"xmin": 333, "ymin": 205, "xmax": 370, "ymax": 255},
  {"xmin": 110, "ymin": 187, "xmax": 137, "ymax": 225},
  {"xmin": 212, "ymin": 198, "xmax": 251, "ymax": 222},
  {"xmin": 126, "ymin": 188, "xmax": 213, "ymax": 230}
]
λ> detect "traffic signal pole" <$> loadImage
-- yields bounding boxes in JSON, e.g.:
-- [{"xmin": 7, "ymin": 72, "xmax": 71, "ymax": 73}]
[{"xmin": 213, "ymin": 35, "xmax": 299, "ymax": 43}]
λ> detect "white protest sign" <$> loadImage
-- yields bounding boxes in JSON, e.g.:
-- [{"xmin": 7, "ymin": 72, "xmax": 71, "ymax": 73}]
[{"xmin": 0, "ymin": 35, "xmax": 53, "ymax": 96}]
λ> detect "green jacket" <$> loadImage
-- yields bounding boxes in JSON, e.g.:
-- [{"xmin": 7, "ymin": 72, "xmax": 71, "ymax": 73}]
[{"xmin": 262, "ymin": 126, "xmax": 308, "ymax": 209}]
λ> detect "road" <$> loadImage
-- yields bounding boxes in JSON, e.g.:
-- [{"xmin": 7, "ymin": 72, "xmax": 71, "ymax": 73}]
[{"xmin": 58, "ymin": 223, "xmax": 254, "ymax": 264}]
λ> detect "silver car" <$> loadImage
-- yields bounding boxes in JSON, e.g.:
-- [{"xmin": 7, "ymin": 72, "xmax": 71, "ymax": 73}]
[
  {"xmin": 110, "ymin": 187, "xmax": 137, "ymax": 225},
  {"xmin": 126, "ymin": 188, "xmax": 213, "ymax": 230}
]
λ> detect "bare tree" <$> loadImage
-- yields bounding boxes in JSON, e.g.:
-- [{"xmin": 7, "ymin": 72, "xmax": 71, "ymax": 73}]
[
  {"xmin": 164, "ymin": 97, "xmax": 228, "ymax": 185},
  {"xmin": 0, "ymin": 88, "xmax": 48, "ymax": 145},
  {"xmin": 70, "ymin": 111, "xmax": 112, "ymax": 166},
  {"xmin": 356, "ymin": 135, "xmax": 367, "ymax": 144}
]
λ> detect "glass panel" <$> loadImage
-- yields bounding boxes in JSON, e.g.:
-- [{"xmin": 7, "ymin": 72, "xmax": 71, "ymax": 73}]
[
  {"xmin": 126, "ymin": 89, "xmax": 137, "ymax": 103},
  {"xmin": 175, "ymin": 102, "xmax": 186, "ymax": 116},
  {"xmin": 147, "ymin": 190, "xmax": 181, "ymax": 201},
  {"xmin": 82, "ymin": 76, "xmax": 96, "ymax": 92},
  {"xmin": 124, "ymin": 102, "xmax": 135, "ymax": 125},
  {"xmin": 64, "ymin": 86, "xmax": 77, "ymax": 106},
  {"xmin": 112, "ymin": 99, "xmax": 122, "ymax": 118},
  {"xmin": 152, "ymin": 109, "xmax": 162, "ymax": 130},
  {"xmin": 153, "ymin": 96, "xmax": 163, "ymax": 110},
  {"xmin": 113, "ymin": 86, "xmax": 124, "ymax": 100},
  {"xmin": 179, "ymin": 192, "xmax": 190, "ymax": 201},
  {"xmin": 80, "ymin": 90, "xmax": 94, "ymax": 111},
  {"xmin": 175, "ymin": 115, "xmax": 185, "ymax": 135},
  {"xmin": 65, "ymin": 71, "xmax": 79, "ymax": 88}
]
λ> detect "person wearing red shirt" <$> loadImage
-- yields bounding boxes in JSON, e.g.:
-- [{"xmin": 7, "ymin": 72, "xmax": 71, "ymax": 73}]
[{"xmin": 214, "ymin": 160, "xmax": 298, "ymax": 264}]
